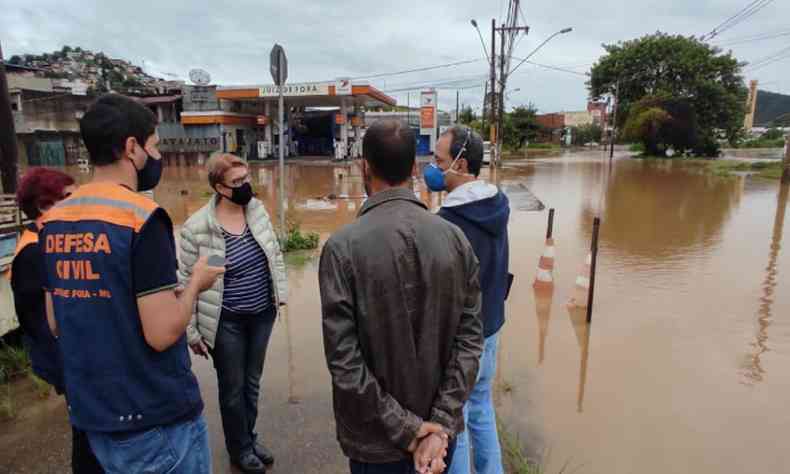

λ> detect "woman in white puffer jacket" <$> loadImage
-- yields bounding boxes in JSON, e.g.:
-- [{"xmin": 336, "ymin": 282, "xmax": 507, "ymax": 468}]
[{"xmin": 179, "ymin": 152, "xmax": 287, "ymax": 474}]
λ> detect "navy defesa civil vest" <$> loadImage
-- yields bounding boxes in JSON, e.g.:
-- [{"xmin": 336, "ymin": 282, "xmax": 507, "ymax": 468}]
[{"xmin": 40, "ymin": 182, "xmax": 202, "ymax": 432}]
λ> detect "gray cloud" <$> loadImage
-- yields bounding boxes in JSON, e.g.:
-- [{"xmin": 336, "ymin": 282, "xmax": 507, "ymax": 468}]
[{"xmin": 2, "ymin": 0, "xmax": 788, "ymax": 114}]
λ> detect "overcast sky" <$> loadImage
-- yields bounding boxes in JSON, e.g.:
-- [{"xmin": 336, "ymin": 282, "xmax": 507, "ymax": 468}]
[{"xmin": 2, "ymin": 0, "xmax": 788, "ymax": 114}]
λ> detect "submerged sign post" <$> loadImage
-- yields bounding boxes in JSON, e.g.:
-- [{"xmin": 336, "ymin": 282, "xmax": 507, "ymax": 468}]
[{"xmin": 270, "ymin": 44, "xmax": 288, "ymax": 238}]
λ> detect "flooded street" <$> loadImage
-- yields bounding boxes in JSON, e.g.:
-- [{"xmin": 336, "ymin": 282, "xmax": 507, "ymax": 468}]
[{"xmin": 1, "ymin": 150, "xmax": 788, "ymax": 473}]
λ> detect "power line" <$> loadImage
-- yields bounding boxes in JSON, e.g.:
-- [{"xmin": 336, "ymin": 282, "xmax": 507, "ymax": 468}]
[
  {"xmin": 715, "ymin": 30, "xmax": 790, "ymax": 46},
  {"xmin": 349, "ymin": 59, "xmax": 483, "ymax": 80},
  {"xmin": 746, "ymin": 44, "xmax": 790, "ymax": 70},
  {"xmin": 702, "ymin": 0, "xmax": 775, "ymax": 41},
  {"xmin": 510, "ymin": 58, "xmax": 590, "ymax": 77}
]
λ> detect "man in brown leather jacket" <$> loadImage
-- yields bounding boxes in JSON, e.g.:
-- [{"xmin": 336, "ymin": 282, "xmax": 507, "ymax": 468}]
[{"xmin": 320, "ymin": 119, "xmax": 484, "ymax": 474}]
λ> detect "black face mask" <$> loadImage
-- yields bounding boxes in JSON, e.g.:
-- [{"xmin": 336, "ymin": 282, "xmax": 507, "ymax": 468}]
[
  {"xmin": 222, "ymin": 182, "xmax": 254, "ymax": 206},
  {"xmin": 131, "ymin": 151, "xmax": 163, "ymax": 192}
]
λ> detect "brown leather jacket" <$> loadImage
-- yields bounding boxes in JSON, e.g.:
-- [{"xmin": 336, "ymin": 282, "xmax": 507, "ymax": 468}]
[{"xmin": 319, "ymin": 187, "xmax": 484, "ymax": 463}]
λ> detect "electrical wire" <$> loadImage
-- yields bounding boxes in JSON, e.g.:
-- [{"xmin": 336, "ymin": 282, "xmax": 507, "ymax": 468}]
[
  {"xmin": 702, "ymin": 0, "xmax": 775, "ymax": 41},
  {"xmin": 349, "ymin": 59, "xmax": 483, "ymax": 81},
  {"xmin": 715, "ymin": 30, "xmax": 790, "ymax": 46},
  {"xmin": 746, "ymin": 44, "xmax": 790, "ymax": 71}
]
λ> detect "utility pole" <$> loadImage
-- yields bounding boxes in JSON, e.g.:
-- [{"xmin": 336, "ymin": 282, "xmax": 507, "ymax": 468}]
[
  {"xmin": 783, "ymin": 134, "xmax": 790, "ymax": 184},
  {"xmin": 498, "ymin": 24, "xmax": 507, "ymax": 168},
  {"xmin": 0, "ymin": 40, "xmax": 19, "ymax": 194},
  {"xmin": 489, "ymin": 18, "xmax": 497, "ymax": 172},
  {"xmin": 609, "ymin": 81, "xmax": 619, "ymax": 161},
  {"xmin": 455, "ymin": 90, "xmax": 460, "ymax": 125}
]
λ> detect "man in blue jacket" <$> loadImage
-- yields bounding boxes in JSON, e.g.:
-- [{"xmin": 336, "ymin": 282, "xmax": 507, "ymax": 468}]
[{"xmin": 423, "ymin": 125, "xmax": 510, "ymax": 474}]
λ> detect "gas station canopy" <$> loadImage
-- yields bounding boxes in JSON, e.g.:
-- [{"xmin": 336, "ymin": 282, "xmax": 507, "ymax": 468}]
[{"xmin": 215, "ymin": 81, "xmax": 396, "ymax": 108}]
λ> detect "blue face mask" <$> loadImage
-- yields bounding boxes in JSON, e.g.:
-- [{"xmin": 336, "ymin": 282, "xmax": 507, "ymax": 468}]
[
  {"xmin": 423, "ymin": 163, "xmax": 448, "ymax": 192},
  {"xmin": 423, "ymin": 128, "xmax": 472, "ymax": 192}
]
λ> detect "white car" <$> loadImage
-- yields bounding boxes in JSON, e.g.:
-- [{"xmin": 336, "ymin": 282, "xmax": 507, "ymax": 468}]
[{"xmin": 483, "ymin": 141, "xmax": 492, "ymax": 164}]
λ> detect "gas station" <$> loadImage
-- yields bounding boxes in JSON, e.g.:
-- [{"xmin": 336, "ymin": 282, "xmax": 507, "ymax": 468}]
[{"xmin": 178, "ymin": 79, "xmax": 398, "ymax": 160}]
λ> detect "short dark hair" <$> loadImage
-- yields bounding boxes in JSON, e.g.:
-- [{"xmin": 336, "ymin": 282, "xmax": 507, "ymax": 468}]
[
  {"xmin": 80, "ymin": 94, "xmax": 158, "ymax": 166},
  {"xmin": 17, "ymin": 167, "xmax": 75, "ymax": 219},
  {"xmin": 362, "ymin": 119, "xmax": 416, "ymax": 185},
  {"xmin": 443, "ymin": 125, "xmax": 484, "ymax": 177}
]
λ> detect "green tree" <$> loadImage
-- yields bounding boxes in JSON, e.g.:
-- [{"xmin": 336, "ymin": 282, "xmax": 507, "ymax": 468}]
[
  {"xmin": 62, "ymin": 45, "xmax": 73, "ymax": 54},
  {"xmin": 572, "ymin": 123, "xmax": 604, "ymax": 146},
  {"xmin": 503, "ymin": 104, "xmax": 539, "ymax": 149},
  {"xmin": 8, "ymin": 55, "xmax": 22, "ymax": 65},
  {"xmin": 459, "ymin": 105, "xmax": 477, "ymax": 125},
  {"xmin": 589, "ymin": 32, "xmax": 747, "ymax": 156}
]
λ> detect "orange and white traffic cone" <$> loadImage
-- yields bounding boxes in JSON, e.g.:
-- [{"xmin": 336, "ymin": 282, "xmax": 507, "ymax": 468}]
[
  {"xmin": 533, "ymin": 209, "xmax": 556, "ymax": 290},
  {"xmin": 568, "ymin": 252, "xmax": 592, "ymax": 308},
  {"xmin": 533, "ymin": 237, "xmax": 556, "ymax": 290}
]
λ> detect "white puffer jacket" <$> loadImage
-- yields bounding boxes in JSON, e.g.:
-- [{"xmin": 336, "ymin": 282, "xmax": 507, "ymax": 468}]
[{"xmin": 179, "ymin": 196, "xmax": 288, "ymax": 348}]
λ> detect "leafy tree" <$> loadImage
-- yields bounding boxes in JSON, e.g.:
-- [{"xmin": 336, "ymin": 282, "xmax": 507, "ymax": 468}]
[
  {"xmin": 62, "ymin": 45, "xmax": 73, "ymax": 54},
  {"xmin": 459, "ymin": 105, "xmax": 477, "ymax": 125},
  {"xmin": 503, "ymin": 104, "xmax": 539, "ymax": 149},
  {"xmin": 8, "ymin": 55, "xmax": 22, "ymax": 65},
  {"xmin": 572, "ymin": 123, "xmax": 604, "ymax": 145},
  {"xmin": 589, "ymin": 32, "xmax": 747, "ymax": 156}
]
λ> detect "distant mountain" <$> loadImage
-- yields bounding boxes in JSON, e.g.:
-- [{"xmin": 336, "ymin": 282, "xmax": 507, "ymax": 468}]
[{"xmin": 754, "ymin": 89, "xmax": 790, "ymax": 127}]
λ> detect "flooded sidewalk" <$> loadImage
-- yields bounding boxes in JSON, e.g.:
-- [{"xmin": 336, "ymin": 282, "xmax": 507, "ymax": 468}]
[{"xmin": 1, "ymin": 151, "xmax": 788, "ymax": 473}]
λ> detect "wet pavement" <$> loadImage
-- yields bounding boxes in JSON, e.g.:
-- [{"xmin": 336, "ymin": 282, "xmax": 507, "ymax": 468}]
[{"xmin": 1, "ymin": 150, "xmax": 788, "ymax": 473}]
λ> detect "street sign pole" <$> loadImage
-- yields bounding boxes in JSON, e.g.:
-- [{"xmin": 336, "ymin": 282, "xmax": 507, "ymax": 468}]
[
  {"xmin": 278, "ymin": 79, "xmax": 285, "ymax": 239},
  {"xmin": 271, "ymin": 44, "xmax": 288, "ymax": 240}
]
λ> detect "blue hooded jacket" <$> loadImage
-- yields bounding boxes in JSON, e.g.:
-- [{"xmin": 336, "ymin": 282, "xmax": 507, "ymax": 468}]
[{"xmin": 438, "ymin": 182, "xmax": 511, "ymax": 337}]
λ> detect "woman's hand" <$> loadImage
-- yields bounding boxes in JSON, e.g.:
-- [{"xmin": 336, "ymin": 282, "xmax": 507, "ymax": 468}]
[{"xmin": 189, "ymin": 339, "xmax": 209, "ymax": 359}]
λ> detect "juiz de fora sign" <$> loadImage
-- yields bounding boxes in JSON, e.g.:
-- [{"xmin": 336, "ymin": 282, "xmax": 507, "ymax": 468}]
[{"xmin": 259, "ymin": 83, "xmax": 330, "ymax": 97}]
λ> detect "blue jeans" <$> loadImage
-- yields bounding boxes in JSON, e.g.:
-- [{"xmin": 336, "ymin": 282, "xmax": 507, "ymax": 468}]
[
  {"xmin": 210, "ymin": 308, "xmax": 276, "ymax": 459},
  {"xmin": 87, "ymin": 415, "xmax": 211, "ymax": 474},
  {"xmin": 449, "ymin": 332, "xmax": 503, "ymax": 474}
]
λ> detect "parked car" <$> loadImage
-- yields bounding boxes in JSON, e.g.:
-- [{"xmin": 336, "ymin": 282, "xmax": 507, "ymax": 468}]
[{"xmin": 483, "ymin": 141, "xmax": 492, "ymax": 164}]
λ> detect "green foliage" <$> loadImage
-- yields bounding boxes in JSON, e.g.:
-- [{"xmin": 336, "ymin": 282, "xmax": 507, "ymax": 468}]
[
  {"xmin": 459, "ymin": 105, "xmax": 477, "ymax": 125},
  {"xmin": 282, "ymin": 228, "xmax": 319, "ymax": 252},
  {"xmin": 527, "ymin": 143, "xmax": 560, "ymax": 150},
  {"xmin": 629, "ymin": 143, "xmax": 645, "ymax": 153},
  {"xmin": 738, "ymin": 136, "xmax": 785, "ymax": 149},
  {"xmin": 623, "ymin": 106, "xmax": 672, "ymax": 155},
  {"xmin": 572, "ymin": 124, "xmax": 603, "ymax": 146},
  {"xmin": 754, "ymin": 90, "xmax": 790, "ymax": 127},
  {"xmin": 0, "ymin": 342, "xmax": 30, "ymax": 385},
  {"xmin": 61, "ymin": 45, "xmax": 72, "ymax": 54},
  {"xmin": 8, "ymin": 55, "xmax": 22, "ymax": 65},
  {"xmin": 29, "ymin": 373, "xmax": 52, "ymax": 400},
  {"xmin": 689, "ymin": 159, "xmax": 785, "ymax": 179},
  {"xmin": 282, "ymin": 212, "xmax": 319, "ymax": 252},
  {"xmin": 503, "ymin": 105, "xmax": 540, "ymax": 150},
  {"xmin": 589, "ymin": 32, "xmax": 747, "ymax": 152}
]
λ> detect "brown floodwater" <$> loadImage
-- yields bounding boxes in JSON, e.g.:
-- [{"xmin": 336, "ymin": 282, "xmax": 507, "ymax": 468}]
[{"xmin": 1, "ymin": 151, "xmax": 788, "ymax": 473}]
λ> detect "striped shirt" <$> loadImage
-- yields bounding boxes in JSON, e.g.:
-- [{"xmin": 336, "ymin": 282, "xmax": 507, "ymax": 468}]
[{"xmin": 221, "ymin": 226, "xmax": 273, "ymax": 314}]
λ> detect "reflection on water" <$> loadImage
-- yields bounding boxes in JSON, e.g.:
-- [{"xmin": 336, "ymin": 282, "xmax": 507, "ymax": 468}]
[
  {"xmin": 567, "ymin": 307, "xmax": 591, "ymax": 414},
  {"xmin": 584, "ymin": 160, "xmax": 742, "ymax": 261},
  {"xmin": 534, "ymin": 287, "xmax": 554, "ymax": 365},
  {"xmin": 741, "ymin": 183, "xmax": 788, "ymax": 384}
]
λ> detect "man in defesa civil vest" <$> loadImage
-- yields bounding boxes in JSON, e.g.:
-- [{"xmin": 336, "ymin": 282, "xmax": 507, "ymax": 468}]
[{"xmin": 40, "ymin": 94, "xmax": 224, "ymax": 474}]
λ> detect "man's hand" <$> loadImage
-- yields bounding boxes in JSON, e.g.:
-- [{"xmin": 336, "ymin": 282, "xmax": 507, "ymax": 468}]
[
  {"xmin": 408, "ymin": 422, "xmax": 446, "ymax": 452},
  {"xmin": 191, "ymin": 256, "xmax": 225, "ymax": 292},
  {"xmin": 189, "ymin": 339, "xmax": 209, "ymax": 359},
  {"xmin": 414, "ymin": 433, "xmax": 448, "ymax": 474}
]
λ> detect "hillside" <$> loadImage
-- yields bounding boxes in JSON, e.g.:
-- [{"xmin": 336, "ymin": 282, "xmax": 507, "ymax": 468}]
[
  {"xmin": 754, "ymin": 89, "xmax": 790, "ymax": 127},
  {"xmin": 7, "ymin": 45, "xmax": 174, "ymax": 95}
]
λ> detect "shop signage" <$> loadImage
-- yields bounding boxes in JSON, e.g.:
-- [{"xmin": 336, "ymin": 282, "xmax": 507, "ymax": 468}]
[
  {"xmin": 335, "ymin": 78, "xmax": 352, "ymax": 96},
  {"xmin": 259, "ymin": 83, "xmax": 329, "ymax": 97},
  {"xmin": 159, "ymin": 136, "xmax": 221, "ymax": 152}
]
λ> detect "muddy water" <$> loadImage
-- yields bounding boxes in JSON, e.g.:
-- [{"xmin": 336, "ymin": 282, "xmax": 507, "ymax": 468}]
[{"xmin": 1, "ymin": 152, "xmax": 788, "ymax": 473}]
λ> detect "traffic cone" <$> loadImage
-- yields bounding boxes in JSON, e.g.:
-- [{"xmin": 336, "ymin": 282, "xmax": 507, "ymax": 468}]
[
  {"xmin": 567, "ymin": 253, "xmax": 591, "ymax": 308},
  {"xmin": 533, "ymin": 237, "xmax": 556, "ymax": 290}
]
